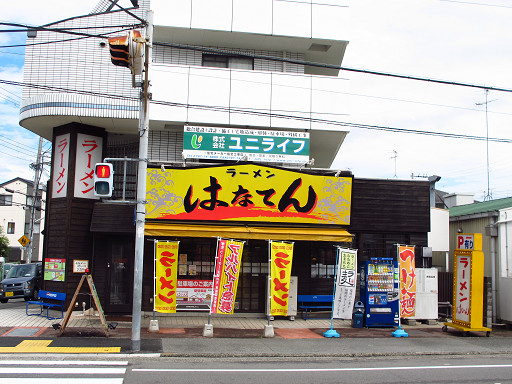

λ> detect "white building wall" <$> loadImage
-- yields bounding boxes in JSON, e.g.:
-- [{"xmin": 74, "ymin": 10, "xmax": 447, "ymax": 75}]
[
  {"xmin": 0, "ymin": 179, "xmax": 45, "ymax": 262},
  {"xmin": 152, "ymin": 0, "xmax": 350, "ymax": 40},
  {"xmin": 497, "ymin": 208, "xmax": 512, "ymax": 322},
  {"xmin": 0, "ymin": 180, "xmax": 27, "ymax": 251}
]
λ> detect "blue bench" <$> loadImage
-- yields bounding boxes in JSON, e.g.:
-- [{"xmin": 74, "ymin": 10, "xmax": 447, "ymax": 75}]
[
  {"xmin": 297, "ymin": 294, "xmax": 333, "ymax": 320},
  {"xmin": 26, "ymin": 290, "xmax": 66, "ymax": 320}
]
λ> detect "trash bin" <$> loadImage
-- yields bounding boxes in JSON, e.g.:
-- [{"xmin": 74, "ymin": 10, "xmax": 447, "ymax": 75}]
[{"xmin": 352, "ymin": 301, "xmax": 365, "ymax": 328}]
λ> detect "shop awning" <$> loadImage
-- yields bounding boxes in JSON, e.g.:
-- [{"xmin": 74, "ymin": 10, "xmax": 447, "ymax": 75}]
[{"xmin": 145, "ymin": 222, "xmax": 352, "ymax": 242}]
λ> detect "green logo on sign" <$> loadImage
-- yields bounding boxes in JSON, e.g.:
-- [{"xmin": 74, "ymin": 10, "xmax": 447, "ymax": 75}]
[{"xmin": 191, "ymin": 134, "xmax": 203, "ymax": 149}]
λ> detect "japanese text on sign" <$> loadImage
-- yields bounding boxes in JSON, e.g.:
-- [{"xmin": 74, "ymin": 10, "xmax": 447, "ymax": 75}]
[
  {"xmin": 270, "ymin": 241, "xmax": 294, "ymax": 316},
  {"xmin": 154, "ymin": 241, "xmax": 179, "ymax": 313},
  {"xmin": 399, "ymin": 246, "xmax": 416, "ymax": 318},
  {"xmin": 74, "ymin": 134, "xmax": 103, "ymax": 199},
  {"xmin": 333, "ymin": 248, "xmax": 358, "ymax": 319},
  {"xmin": 211, "ymin": 239, "xmax": 244, "ymax": 315},
  {"xmin": 183, "ymin": 126, "xmax": 309, "ymax": 164},
  {"xmin": 52, "ymin": 133, "xmax": 70, "ymax": 198},
  {"xmin": 455, "ymin": 254, "xmax": 471, "ymax": 324},
  {"xmin": 146, "ymin": 164, "xmax": 352, "ymax": 225}
]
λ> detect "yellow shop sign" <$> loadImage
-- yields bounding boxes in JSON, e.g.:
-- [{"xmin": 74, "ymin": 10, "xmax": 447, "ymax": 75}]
[{"xmin": 146, "ymin": 164, "xmax": 352, "ymax": 225}]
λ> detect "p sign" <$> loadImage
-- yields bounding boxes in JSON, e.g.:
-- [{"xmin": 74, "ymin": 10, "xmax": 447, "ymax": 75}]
[
  {"xmin": 456, "ymin": 233, "xmax": 482, "ymax": 251},
  {"xmin": 457, "ymin": 234, "xmax": 474, "ymax": 250}
]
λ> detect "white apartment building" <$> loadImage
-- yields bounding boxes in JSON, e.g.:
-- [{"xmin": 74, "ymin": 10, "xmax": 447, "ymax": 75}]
[
  {"xmin": 20, "ymin": 0, "xmax": 350, "ymax": 170},
  {"xmin": 0, "ymin": 178, "xmax": 45, "ymax": 262}
]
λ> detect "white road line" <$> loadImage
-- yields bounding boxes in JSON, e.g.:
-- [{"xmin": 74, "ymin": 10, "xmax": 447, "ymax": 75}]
[
  {"xmin": 0, "ymin": 367, "xmax": 126, "ymax": 374},
  {"xmin": 133, "ymin": 364, "xmax": 512, "ymax": 373},
  {"xmin": 0, "ymin": 360, "xmax": 128, "ymax": 366},
  {"xmin": 0, "ymin": 379, "xmax": 123, "ymax": 384}
]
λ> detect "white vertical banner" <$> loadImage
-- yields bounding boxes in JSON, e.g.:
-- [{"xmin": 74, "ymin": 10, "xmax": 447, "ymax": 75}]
[
  {"xmin": 333, "ymin": 248, "xmax": 358, "ymax": 319},
  {"xmin": 74, "ymin": 133, "xmax": 103, "ymax": 199},
  {"xmin": 52, "ymin": 133, "xmax": 70, "ymax": 198}
]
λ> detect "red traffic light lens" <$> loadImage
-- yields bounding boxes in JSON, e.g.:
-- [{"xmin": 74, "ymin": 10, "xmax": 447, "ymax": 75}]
[{"xmin": 96, "ymin": 164, "xmax": 111, "ymax": 178}]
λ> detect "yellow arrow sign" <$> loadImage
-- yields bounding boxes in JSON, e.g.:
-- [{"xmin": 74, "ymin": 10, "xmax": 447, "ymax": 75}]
[{"xmin": 18, "ymin": 235, "xmax": 30, "ymax": 247}]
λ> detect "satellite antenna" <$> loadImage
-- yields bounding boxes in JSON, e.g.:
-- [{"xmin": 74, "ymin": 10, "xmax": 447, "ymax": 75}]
[
  {"xmin": 475, "ymin": 89, "xmax": 497, "ymax": 201},
  {"xmin": 390, "ymin": 150, "xmax": 398, "ymax": 178}
]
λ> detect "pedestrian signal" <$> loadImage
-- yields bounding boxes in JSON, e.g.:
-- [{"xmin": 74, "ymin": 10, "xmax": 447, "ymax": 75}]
[{"xmin": 94, "ymin": 163, "xmax": 114, "ymax": 198}]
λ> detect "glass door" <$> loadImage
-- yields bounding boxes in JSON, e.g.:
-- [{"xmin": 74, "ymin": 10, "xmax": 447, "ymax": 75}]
[{"xmin": 106, "ymin": 239, "xmax": 133, "ymax": 314}]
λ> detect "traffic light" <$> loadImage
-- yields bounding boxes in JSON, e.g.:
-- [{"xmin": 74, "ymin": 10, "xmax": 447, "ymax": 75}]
[
  {"xmin": 107, "ymin": 30, "xmax": 144, "ymax": 75},
  {"xmin": 94, "ymin": 163, "xmax": 114, "ymax": 198}
]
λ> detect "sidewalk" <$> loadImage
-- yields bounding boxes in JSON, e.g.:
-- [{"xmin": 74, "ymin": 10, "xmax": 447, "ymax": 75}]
[{"xmin": 1, "ymin": 301, "xmax": 511, "ymax": 357}]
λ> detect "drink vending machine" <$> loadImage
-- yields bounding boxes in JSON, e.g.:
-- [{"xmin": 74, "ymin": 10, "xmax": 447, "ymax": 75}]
[{"xmin": 359, "ymin": 257, "xmax": 399, "ymax": 327}]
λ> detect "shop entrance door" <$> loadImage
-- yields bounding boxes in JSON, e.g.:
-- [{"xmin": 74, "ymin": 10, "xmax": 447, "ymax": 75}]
[{"xmin": 105, "ymin": 239, "xmax": 133, "ymax": 314}]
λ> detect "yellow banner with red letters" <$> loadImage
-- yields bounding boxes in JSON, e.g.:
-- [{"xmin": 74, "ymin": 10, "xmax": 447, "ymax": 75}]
[
  {"xmin": 146, "ymin": 164, "xmax": 352, "ymax": 225},
  {"xmin": 398, "ymin": 245, "xmax": 416, "ymax": 318},
  {"xmin": 270, "ymin": 241, "xmax": 294, "ymax": 316},
  {"xmin": 154, "ymin": 241, "xmax": 179, "ymax": 313},
  {"xmin": 211, "ymin": 239, "xmax": 244, "ymax": 315}
]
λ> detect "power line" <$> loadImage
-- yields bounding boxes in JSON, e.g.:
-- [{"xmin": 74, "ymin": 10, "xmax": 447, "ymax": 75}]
[
  {"xmin": 0, "ymin": 24, "xmax": 144, "ymax": 49},
  {"xmin": 2, "ymin": 77, "xmax": 511, "ymax": 144},
  {"xmin": 439, "ymin": 0, "xmax": 512, "ymax": 9},
  {"xmin": 154, "ymin": 42, "xmax": 512, "ymax": 94},
  {"xmin": 152, "ymin": 65, "xmax": 512, "ymax": 117}
]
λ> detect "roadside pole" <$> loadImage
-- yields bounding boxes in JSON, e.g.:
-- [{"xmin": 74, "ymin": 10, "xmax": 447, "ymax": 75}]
[
  {"xmin": 26, "ymin": 136, "xmax": 43, "ymax": 263},
  {"xmin": 132, "ymin": 10, "xmax": 153, "ymax": 352}
]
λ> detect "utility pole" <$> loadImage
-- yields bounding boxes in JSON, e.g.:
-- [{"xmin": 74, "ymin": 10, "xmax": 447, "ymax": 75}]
[
  {"xmin": 26, "ymin": 136, "xmax": 43, "ymax": 263},
  {"xmin": 132, "ymin": 10, "xmax": 153, "ymax": 353}
]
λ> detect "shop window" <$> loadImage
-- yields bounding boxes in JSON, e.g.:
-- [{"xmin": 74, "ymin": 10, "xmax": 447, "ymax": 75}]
[
  {"xmin": 7, "ymin": 222, "xmax": 15, "ymax": 234},
  {"xmin": 310, "ymin": 247, "xmax": 336, "ymax": 279}
]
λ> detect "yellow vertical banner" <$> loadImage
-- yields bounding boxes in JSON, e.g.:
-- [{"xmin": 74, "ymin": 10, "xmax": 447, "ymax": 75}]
[
  {"xmin": 270, "ymin": 241, "xmax": 294, "ymax": 316},
  {"xmin": 398, "ymin": 245, "xmax": 416, "ymax": 317},
  {"xmin": 211, "ymin": 239, "xmax": 244, "ymax": 314},
  {"xmin": 154, "ymin": 241, "xmax": 179, "ymax": 313}
]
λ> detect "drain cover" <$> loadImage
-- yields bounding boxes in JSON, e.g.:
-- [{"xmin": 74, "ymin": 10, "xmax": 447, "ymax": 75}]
[{"xmin": 5, "ymin": 327, "xmax": 42, "ymax": 337}]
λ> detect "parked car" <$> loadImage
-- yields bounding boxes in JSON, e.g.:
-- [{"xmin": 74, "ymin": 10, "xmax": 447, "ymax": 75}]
[
  {"xmin": 0, "ymin": 262, "xmax": 42, "ymax": 303},
  {"xmin": 2, "ymin": 263, "xmax": 17, "ymax": 280}
]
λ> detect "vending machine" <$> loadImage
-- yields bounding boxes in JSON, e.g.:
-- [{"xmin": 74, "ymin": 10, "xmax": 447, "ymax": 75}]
[{"xmin": 360, "ymin": 257, "xmax": 399, "ymax": 327}]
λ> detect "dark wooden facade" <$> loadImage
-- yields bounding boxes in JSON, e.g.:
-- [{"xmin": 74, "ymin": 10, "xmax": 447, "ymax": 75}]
[
  {"xmin": 350, "ymin": 178, "xmax": 430, "ymax": 234},
  {"xmin": 42, "ymin": 123, "xmax": 106, "ymax": 309}
]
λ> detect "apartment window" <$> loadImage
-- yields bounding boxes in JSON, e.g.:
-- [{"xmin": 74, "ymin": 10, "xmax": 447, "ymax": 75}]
[
  {"xmin": 7, "ymin": 222, "xmax": 15, "ymax": 234},
  {"xmin": 0, "ymin": 195, "xmax": 12, "ymax": 206},
  {"xmin": 25, "ymin": 222, "xmax": 40, "ymax": 234},
  {"xmin": 202, "ymin": 54, "xmax": 253, "ymax": 70}
]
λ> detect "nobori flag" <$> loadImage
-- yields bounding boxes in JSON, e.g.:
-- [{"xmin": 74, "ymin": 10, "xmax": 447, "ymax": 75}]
[
  {"xmin": 333, "ymin": 248, "xmax": 358, "ymax": 319},
  {"xmin": 154, "ymin": 241, "xmax": 179, "ymax": 313},
  {"xmin": 270, "ymin": 241, "xmax": 294, "ymax": 316},
  {"xmin": 211, "ymin": 239, "xmax": 244, "ymax": 314}
]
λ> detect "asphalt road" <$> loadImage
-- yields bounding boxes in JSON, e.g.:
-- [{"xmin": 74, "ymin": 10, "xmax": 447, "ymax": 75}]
[{"xmin": 0, "ymin": 355, "xmax": 511, "ymax": 383}]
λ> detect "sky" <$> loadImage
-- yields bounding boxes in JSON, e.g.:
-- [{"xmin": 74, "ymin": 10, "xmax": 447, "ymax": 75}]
[{"xmin": 0, "ymin": 0, "xmax": 511, "ymax": 201}]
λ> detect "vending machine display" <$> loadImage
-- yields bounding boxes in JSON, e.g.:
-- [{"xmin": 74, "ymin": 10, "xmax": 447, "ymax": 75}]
[{"xmin": 360, "ymin": 257, "xmax": 399, "ymax": 327}]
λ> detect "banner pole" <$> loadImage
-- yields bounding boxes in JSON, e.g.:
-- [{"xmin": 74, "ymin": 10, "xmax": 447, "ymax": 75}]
[
  {"xmin": 393, "ymin": 243, "xmax": 408, "ymax": 337},
  {"xmin": 324, "ymin": 246, "xmax": 340, "ymax": 338},
  {"xmin": 267, "ymin": 240, "xmax": 272, "ymax": 327},
  {"xmin": 208, "ymin": 237, "xmax": 221, "ymax": 326},
  {"xmin": 153, "ymin": 240, "xmax": 156, "ymax": 321}
]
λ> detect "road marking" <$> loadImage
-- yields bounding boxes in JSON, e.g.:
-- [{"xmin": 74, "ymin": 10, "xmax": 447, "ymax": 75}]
[
  {"xmin": 0, "ymin": 379, "xmax": 123, "ymax": 384},
  {"xmin": 133, "ymin": 364, "xmax": 512, "ymax": 373},
  {"xmin": 0, "ymin": 360, "xmax": 128, "ymax": 365},
  {"xmin": 0, "ymin": 340, "xmax": 121, "ymax": 353},
  {"xmin": 1, "ymin": 367, "xmax": 125, "ymax": 374},
  {"xmin": 0, "ymin": 360, "xmax": 127, "ymax": 383},
  {"xmin": 1, "ymin": 367, "xmax": 126, "ymax": 375}
]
